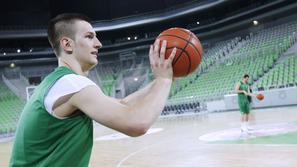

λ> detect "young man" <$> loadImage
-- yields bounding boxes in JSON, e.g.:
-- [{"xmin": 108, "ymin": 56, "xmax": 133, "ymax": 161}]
[
  {"xmin": 10, "ymin": 13, "xmax": 177, "ymax": 167},
  {"xmin": 235, "ymin": 74, "xmax": 254, "ymax": 133}
]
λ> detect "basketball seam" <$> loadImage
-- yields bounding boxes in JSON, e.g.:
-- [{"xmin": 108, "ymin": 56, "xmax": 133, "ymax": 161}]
[
  {"xmin": 175, "ymin": 28, "xmax": 190, "ymax": 37},
  {"xmin": 172, "ymin": 48, "xmax": 184, "ymax": 66},
  {"xmin": 190, "ymin": 32, "xmax": 203, "ymax": 58},
  {"xmin": 158, "ymin": 34, "xmax": 202, "ymax": 60},
  {"xmin": 167, "ymin": 46, "xmax": 192, "ymax": 75},
  {"xmin": 186, "ymin": 33, "xmax": 193, "ymax": 75},
  {"xmin": 159, "ymin": 28, "xmax": 190, "ymax": 37},
  {"xmin": 172, "ymin": 35, "xmax": 189, "ymax": 65},
  {"xmin": 177, "ymin": 28, "xmax": 190, "ymax": 36},
  {"xmin": 171, "ymin": 33, "xmax": 192, "ymax": 75}
]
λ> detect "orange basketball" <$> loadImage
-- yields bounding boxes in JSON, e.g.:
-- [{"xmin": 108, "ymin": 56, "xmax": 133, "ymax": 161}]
[
  {"xmin": 256, "ymin": 93, "xmax": 264, "ymax": 101},
  {"xmin": 156, "ymin": 27, "xmax": 203, "ymax": 77}
]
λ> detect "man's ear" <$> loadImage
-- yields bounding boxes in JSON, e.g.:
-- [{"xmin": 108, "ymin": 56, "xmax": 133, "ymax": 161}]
[{"xmin": 60, "ymin": 37, "xmax": 73, "ymax": 53}]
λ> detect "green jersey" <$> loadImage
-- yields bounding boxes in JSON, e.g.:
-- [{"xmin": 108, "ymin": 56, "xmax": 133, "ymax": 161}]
[
  {"xmin": 237, "ymin": 81, "xmax": 250, "ymax": 113},
  {"xmin": 10, "ymin": 67, "xmax": 93, "ymax": 167}
]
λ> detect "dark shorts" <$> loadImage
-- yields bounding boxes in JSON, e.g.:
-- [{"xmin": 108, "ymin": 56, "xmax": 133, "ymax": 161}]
[{"xmin": 239, "ymin": 102, "xmax": 250, "ymax": 114}]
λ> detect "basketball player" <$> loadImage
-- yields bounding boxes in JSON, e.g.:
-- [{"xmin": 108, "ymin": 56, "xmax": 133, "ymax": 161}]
[
  {"xmin": 235, "ymin": 74, "xmax": 255, "ymax": 133},
  {"xmin": 10, "ymin": 13, "xmax": 177, "ymax": 166}
]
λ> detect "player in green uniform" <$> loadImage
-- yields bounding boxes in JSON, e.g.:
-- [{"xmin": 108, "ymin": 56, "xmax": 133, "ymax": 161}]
[
  {"xmin": 10, "ymin": 13, "xmax": 177, "ymax": 167},
  {"xmin": 235, "ymin": 74, "xmax": 255, "ymax": 133}
]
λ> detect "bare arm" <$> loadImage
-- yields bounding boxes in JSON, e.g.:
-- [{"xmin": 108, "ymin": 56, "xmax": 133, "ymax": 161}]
[
  {"xmin": 235, "ymin": 82, "xmax": 247, "ymax": 95},
  {"xmin": 247, "ymin": 86, "xmax": 255, "ymax": 97},
  {"xmin": 118, "ymin": 39, "xmax": 177, "ymax": 117},
  {"xmin": 69, "ymin": 78, "xmax": 171, "ymax": 137},
  {"xmin": 118, "ymin": 80, "xmax": 155, "ymax": 107},
  {"xmin": 235, "ymin": 83, "xmax": 254, "ymax": 97},
  {"xmin": 68, "ymin": 40, "xmax": 176, "ymax": 137}
]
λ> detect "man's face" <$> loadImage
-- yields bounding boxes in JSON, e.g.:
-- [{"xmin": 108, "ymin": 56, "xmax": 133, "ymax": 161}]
[
  {"xmin": 243, "ymin": 77, "xmax": 249, "ymax": 83},
  {"xmin": 72, "ymin": 20, "xmax": 102, "ymax": 70}
]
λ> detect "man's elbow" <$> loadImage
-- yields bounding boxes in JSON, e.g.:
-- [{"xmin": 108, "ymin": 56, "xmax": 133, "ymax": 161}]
[{"xmin": 125, "ymin": 123, "xmax": 150, "ymax": 137}]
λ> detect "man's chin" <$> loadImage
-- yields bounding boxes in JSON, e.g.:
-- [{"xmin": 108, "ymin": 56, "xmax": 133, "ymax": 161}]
[{"xmin": 88, "ymin": 61, "xmax": 98, "ymax": 69}]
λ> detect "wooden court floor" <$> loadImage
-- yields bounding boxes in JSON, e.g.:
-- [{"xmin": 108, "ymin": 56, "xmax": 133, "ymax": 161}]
[{"xmin": 1, "ymin": 106, "xmax": 297, "ymax": 167}]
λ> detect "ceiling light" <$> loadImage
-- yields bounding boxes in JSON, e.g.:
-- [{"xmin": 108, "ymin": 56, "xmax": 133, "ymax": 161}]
[{"xmin": 10, "ymin": 63, "xmax": 15, "ymax": 68}]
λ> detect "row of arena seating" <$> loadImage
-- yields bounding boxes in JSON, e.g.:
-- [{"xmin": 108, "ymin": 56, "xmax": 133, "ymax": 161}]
[
  {"xmin": 93, "ymin": 19, "xmax": 297, "ymax": 111},
  {"xmin": 168, "ymin": 48, "xmax": 281, "ymax": 105},
  {"xmin": 95, "ymin": 21, "xmax": 297, "ymax": 101},
  {"xmin": 166, "ymin": 20, "xmax": 297, "ymax": 105},
  {"xmin": 256, "ymin": 54, "xmax": 297, "ymax": 89},
  {"xmin": 167, "ymin": 36, "xmax": 242, "ymax": 98},
  {"xmin": 0, "ymin": 81, "xmax": 25, "ymax": 135}
]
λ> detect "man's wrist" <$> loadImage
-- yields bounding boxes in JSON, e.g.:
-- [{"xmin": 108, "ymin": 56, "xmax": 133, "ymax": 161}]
[{"xmin": 155, "ymin": 77, "xmax": 173, "ymax": 84}]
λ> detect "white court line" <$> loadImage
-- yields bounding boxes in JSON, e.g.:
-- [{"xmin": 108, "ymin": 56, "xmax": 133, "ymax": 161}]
[
  {"xmin": 117, "ymin": 142, "xmax": 297, "ymax": 167},
  {"xmin": 95, "ymin": 128, "xmax": 163, "ymax": 141},
  {"xmin": 116, "ymin": 145, "xmax": 151, "ymax": 167},
  {"xmin": 202, "ymin": 143, "xmax": 297, "ymax": 147},
  {"xmin": 116, "ymin": 142, "xmax": 163, "ymax": 167}
]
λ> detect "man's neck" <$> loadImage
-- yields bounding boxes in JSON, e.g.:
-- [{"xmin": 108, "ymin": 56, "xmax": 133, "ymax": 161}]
[{"xmin": 58, "ymin": 57, "xmax": 88, "ymax": 76}]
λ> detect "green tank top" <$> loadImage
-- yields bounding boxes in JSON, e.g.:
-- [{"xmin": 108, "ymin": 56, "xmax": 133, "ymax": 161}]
[
  {"xmin": 10, "ymin": 66, "xmax": 93, "ymax": 167},
  {"xmin": 238, "ymin": 81, "xmax": 249, "ymax": 104}
]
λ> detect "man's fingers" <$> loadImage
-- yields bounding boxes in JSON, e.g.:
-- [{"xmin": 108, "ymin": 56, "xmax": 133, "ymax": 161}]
[
  {"xmin": 167, "ymin": 47, "xmax": 177, "ymax": 64},
  {"xmin": 160, "ymin": 40, "xmax": 167, "ymax": 61},
  {"xmin": 149, "ymin": 45, "xmax": 154, "ymax": 65},
  {"xmin": 154, "ymin": 39, "xmax": 160, "ymax": 57}
]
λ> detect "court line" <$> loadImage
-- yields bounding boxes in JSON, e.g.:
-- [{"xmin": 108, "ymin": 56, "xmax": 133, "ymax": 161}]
[
  {"xmin": 117, "ymin": 142, "xmax": 297, "ymax": 167},
  {"xmin": 202, "ymin": 143, "xmax": 297, "ymax": 147},
  {"xmin": 116, "ymin": 142, "xmax": 163, "ymax": 167}
]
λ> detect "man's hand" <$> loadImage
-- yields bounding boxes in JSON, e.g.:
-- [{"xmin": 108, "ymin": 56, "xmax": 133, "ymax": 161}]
[{"xmin": 149, "ymin": 39, "xmax": 177, "ymax": 80}]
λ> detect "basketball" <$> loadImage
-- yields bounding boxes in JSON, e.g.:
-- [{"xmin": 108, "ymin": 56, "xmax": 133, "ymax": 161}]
[
  {"xmin": 156, "ymin": 27, "xmax": 203, "ymax": 77},
  {"xmin": 256, "ymin": 93, "xmax": 264, "ymax": 101}
]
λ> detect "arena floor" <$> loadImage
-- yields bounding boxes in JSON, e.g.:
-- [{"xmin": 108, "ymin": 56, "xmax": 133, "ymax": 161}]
[{"xmin": 1, "ymin": 106, "xmax": 297, "ymax": 167}]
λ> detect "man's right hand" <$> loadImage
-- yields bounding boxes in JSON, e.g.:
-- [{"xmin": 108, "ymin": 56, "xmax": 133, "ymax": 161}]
[{"xmin": 149, "ymin": 39, "xmax": 177, "ymax": 80}]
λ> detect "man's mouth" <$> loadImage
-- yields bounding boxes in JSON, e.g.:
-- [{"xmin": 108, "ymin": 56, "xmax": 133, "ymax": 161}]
[{"xmin": 91, "ymin": 51, "xmax": 98, "ymax": 56}]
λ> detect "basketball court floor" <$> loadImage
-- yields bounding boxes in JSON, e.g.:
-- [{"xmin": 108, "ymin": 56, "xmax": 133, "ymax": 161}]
[{"xmin": 1, "ymin": 106, "xmax": 297, "ymax": 167}]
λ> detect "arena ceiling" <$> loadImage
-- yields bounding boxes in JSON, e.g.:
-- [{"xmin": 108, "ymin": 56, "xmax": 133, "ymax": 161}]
[
  {"xmin": 0, "ymin": 0, "xmax": 291, "ymax": 39},
  {"xmin": 0, "ymin": 0, "xmax": 277, "ymax": 28},
  {"xmin": 0, "ymin": 0, "xmax": 296, "ymax": 63},
  {"xmin": 0, "ymin": 0, "xmax": 213, "ymax": 26}
]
